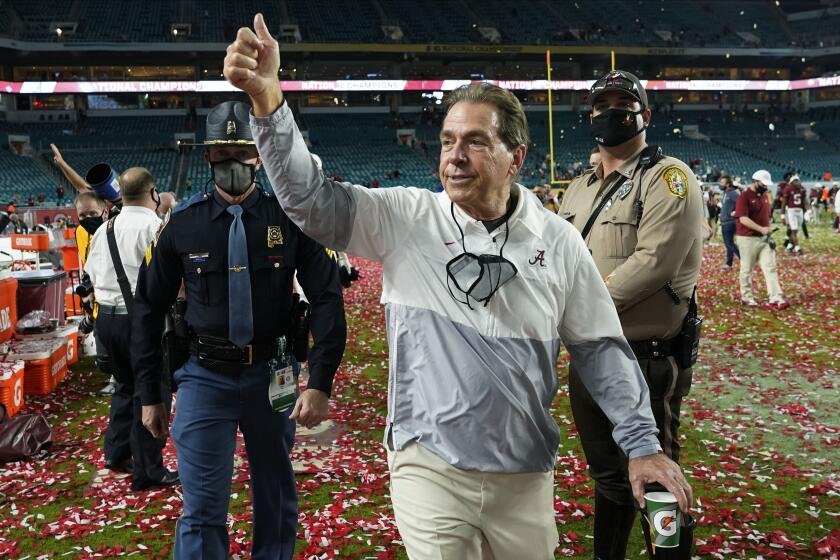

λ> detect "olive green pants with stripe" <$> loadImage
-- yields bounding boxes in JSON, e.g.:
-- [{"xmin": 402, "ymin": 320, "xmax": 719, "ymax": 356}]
[{"xmin": 569, "ymin": 355, "xmax": 693, "ymax": 505}]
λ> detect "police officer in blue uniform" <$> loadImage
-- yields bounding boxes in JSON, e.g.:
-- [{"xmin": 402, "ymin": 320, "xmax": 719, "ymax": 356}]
[{"xmin": 131, "ymin": 101, "xmax": 346, "ymax": 560}]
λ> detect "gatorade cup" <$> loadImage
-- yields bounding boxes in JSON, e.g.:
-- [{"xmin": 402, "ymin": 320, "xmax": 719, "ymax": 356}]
[
  {"xmin": 85, "ymin": 163, "xmax": 121, "ymax": 201},
  {"xmin": 643, "ymin": 491, "xmax": 681, "ymax": 549}
]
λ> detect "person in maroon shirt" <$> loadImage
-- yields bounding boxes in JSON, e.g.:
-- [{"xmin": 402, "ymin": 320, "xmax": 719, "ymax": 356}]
[
  {"xmin": 782, "ymin": 175, "xmax": 806, "ymax": 253},
  {"xmin": 734, "ymin": 170, "xmax": 789, "ymax": 310}
]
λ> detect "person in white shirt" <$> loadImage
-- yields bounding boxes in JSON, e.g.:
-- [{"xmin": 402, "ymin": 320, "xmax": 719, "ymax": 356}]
[
  {"xmin": 85, "ymin": 167, "xmax": 179, "ymax": 491},
  {"xmin": 835, "ymin": 186, "xmax": 840, "ymax": 233},
  {"xmin": 224, "ymin": 15, "xmax": 692, "ymax": 559}
]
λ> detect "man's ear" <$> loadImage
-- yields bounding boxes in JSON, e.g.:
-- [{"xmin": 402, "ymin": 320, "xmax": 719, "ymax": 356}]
[
  {"xmin": 509, "ymin": 144, "xmax": 527, "ymax": 177},
  {"xmin": 641, "ymin": 107, "xmax": 652, "ymax": 129}
]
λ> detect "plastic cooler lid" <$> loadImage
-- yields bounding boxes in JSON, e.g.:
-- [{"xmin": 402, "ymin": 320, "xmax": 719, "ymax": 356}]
[
  {"xmin": 12, "ymin": 269, "xmax": 67, "ymax": 283},
  {"xmin": 0, "ymin": 360, "xmax": 25, "ymax": 381},
  {"xmin": 20, "ymin": 324, "xmax": 78, "ymax": 339},
  {"xmin": 6, "ymin": 339, "xmax": 65, "ymax": 360}
]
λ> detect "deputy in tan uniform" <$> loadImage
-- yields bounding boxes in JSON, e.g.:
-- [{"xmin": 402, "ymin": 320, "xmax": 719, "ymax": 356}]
[{"xmin": 559, "ymin": 70, "xmax": 702, "ymax": 560}]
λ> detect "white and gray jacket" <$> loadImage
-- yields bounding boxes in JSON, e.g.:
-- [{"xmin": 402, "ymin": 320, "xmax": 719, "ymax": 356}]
[{"xmin": 252, "ymin": 103, "xmax": 660, "ymax": 473}]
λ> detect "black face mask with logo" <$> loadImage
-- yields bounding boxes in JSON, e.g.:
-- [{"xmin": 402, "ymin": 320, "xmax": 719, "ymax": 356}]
[
  {"xmin": 211, "ymin": 159, "xmax": 256, "ymax": 196},
  {"xmin": 79, "ymin": 215, "xmax": 104, "ymax": 235},
  {"xmin": 591, "ymin": 108, "xmax": 646, "ymax": 147}
]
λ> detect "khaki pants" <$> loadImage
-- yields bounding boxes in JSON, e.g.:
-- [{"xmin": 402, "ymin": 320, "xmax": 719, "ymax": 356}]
[
  {"xmin": 735, "ymin": 235, "xmax": 784, "ymax": 302},
  {"xmin": 388, "ymin": 442, "xmax": 558, "ymax": 560}
]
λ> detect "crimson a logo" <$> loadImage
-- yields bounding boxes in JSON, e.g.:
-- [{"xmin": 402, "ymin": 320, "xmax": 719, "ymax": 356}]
[{"xmin": 528, "ymin": 250, "xmax": 547, "ymax": 267}]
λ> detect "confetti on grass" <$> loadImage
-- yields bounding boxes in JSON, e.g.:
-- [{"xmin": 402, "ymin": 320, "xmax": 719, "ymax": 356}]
[{"xmin": 0, "ymin": 228, "xmax": 837, "ymax": 558}]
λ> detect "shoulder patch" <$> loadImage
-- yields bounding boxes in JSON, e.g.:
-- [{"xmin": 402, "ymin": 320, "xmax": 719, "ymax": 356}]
[
  {"xmin": 662, "ymin": 166, "xmax": 689, "ymax": 199},
  {"xmin": 172, "ymin": 191, "xmax": 211, "ymax": 215},
  {"xmin": 145, "ymin": 241, "xmax": 154, "ymax": 266}
]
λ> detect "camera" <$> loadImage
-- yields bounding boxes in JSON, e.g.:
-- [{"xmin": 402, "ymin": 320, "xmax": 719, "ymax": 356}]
[{"xmin": 76, "ymin": 276, "xmax": 95, "ymax": 334}]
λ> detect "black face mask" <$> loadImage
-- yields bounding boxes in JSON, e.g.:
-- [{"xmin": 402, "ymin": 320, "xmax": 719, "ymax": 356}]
[
  {"xmin": 211, "ymin": 159, "xmax": 256, "ymax": 196},
  {"xmin": 79, "ymin": 215, "xmax": 104, "ymax": 235},
  {"xmin": 591, "ymin": 108, "xmax": 646, "ymax": 147},
  {"xmin": 151, "ymin": 188, "xmax": 161, "ymax": 212},
  {"xmin": 756, "ymin": 185, "xmax": 768, "ymax": 195},
  {"xmin": 445, "ymin": 203, "xmax": 518, "ymax": 309}
]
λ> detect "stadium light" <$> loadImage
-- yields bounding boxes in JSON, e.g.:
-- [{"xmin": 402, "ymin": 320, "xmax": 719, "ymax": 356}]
[{"xmin": 56, "ymin": 28, "xmax": 62, "ymax": 37}]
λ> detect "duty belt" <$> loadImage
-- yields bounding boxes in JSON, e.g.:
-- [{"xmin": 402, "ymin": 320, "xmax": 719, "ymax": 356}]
[
  {"xmin": 189, "ymin": 335, "xmax": 277, "ymax": 367},
  {"xmin": 98, "ymin": 304, "xmax": 129, "ymax": 315},
  {"xmin": 628, "ymin": 337, "xmax": 675, "ymax": 359}
]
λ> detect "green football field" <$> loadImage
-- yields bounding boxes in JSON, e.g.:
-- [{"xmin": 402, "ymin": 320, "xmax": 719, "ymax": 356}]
[{"xmin": 1, "ymin": 223, "xmax": 837, "ymax": 559}]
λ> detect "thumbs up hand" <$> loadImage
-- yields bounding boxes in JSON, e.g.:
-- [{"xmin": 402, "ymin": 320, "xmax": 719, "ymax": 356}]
[{"xmin": 224, "ymin": 13, "xmax": 284, "ymax": 116}]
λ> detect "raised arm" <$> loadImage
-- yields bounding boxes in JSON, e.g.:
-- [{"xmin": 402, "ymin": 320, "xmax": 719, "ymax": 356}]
[
  {"xmin": 223, "ymin": 13, "xmax": 423, "ymax": 262},
  {"xmin": 51, "ymin": 144, "xmax": 92, "ymax": 193}
]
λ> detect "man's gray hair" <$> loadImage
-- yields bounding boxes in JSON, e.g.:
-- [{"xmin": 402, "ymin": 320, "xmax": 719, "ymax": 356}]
[{"xmin": 444, "ymin": 83, "xmax": 530, "ymax": 152}]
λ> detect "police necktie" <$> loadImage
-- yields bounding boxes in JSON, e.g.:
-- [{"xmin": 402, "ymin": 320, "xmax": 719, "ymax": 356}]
[{"xmin": 226, "ymin": 205, "xmax": 253, "ymax": 348}]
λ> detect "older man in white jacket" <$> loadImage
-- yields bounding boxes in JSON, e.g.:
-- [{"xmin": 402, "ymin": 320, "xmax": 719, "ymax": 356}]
[{"xmin": 223, "ymin": 14, "xmax": 692, "ymax": 559}]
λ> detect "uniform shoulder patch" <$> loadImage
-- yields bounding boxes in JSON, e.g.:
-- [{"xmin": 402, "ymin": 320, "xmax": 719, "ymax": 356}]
[
  {"xmin": 173, "ymin": 191, "xmax": 211, "ymax": 215},
  {"xmin": 145, "ymin": 242, "xmax": 154, "ymax": 266},
  {"xmin": 662, "ymin": 166, "xmax": 689, "ymax": 199}
]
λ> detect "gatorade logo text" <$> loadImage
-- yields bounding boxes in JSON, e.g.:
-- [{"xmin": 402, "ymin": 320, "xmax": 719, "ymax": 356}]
[
  {"xmin": 66, "ymin": 340, "xmax": 75, "ymax": 361},
  {"xmin": 52, "ymin": 355, "xmax": 67, "ymax": 378},
  {"xmin": 14, "ymin": 377, "xmax": 23, "ymax": 407},
  {"xmin": 0, "ymin": 307, "xmax": 11, "ymax": 332},
  {"xmin": 653, "ymin": 510, "xmax": 678, "ymax": 537}
]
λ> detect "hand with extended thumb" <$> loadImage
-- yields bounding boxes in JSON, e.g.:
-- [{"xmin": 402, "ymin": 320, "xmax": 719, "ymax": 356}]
[{"xmin": 223, "ymin": 13, "xmax": 283, "ymax": 115}]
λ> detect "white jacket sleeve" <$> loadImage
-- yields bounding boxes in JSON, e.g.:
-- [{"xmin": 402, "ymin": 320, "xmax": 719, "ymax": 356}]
[{"xmin": 251, "ymin": 102, "xmax": 424, "ymax": 262}]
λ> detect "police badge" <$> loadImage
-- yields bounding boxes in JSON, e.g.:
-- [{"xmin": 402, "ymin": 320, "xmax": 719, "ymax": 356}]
[
  {"xmin": 617, "ymin": 180, "xmax": 634, "ymax": 199},
  {"xmin": 267, "ymin": 226, "xmax": 284, "ymax": 248}
]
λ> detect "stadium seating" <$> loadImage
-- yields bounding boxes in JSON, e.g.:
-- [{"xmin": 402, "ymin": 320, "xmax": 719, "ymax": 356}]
[
  {"xmin": 788, "ymin": 13, "xmax": 840, "ymax": 46},
  {"xmin": 286, "ymin": 0, "xmax": 382, "ymax": 43},
  {"xmin": 1, "ymin": 108, "xmax": 838, "ymax": 202},
  {"xmin": 303, "ymin": 114, "xmax": 440, "ymax": 189},
  {"xmin": 0, "ymin": 116, "xmax": 182, "ymax": 198},
  {"xmin": 0, "ymin": 148, "xmax": 55, "ymax": 199},
  {"xmin": 58, "ymin": 150, "xmax": 178, "ymax": 193},
  {"xmin": 378, "ymin": 0, "xmax": 470, "ymax": 44},
  {"xmin": 0, "ymin": 0, "xmax": 806, "ymax": 47}
]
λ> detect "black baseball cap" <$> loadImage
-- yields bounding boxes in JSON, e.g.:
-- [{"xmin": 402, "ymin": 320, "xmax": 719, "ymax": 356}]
[{"xmin": 588, "ymin": 70, "xmax": 648, "ymax": 109}]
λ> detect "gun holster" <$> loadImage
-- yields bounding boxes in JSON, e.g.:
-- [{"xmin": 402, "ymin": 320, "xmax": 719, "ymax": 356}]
[
  {"xmin": 162, "ymin": 299, "xmax": 190, "ymax": 390},
  {"xmin": 673, "ymin": 287, "xmax": 702, "ymax": 370}
]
